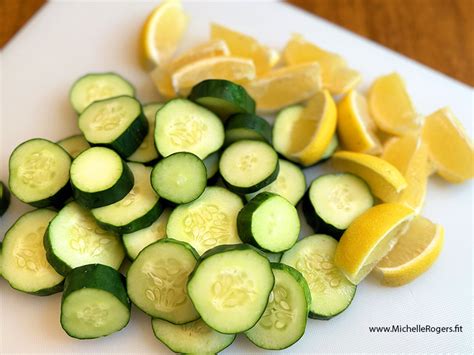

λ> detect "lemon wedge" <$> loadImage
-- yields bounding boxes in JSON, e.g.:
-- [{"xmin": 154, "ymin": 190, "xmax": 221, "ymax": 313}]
[
  {"xmin": 337, "ymin": 90, "xmax": 381, "ymax": 154},
  {"xmin": 287, "ymin": 90, "xmax": 337, "ymax": 166},
  {"xmin": 171, "ymin": 56, "xmax": 256, "ymax": 96},
  {"xmin": 331, "ymin": 151, "xmax": 407, "ymax": 202},
  {"xmin": 376, "ymin": 216, "xmax": 444, "ymax": 286},
  {"xmin": 140, "ymin": 0, "xmax": 189, "ymax": 69},
  {"xmin": 150, "ymin": 39, "xmax": 230, "ymax": 98},
  {"xmin": 210, "ymin": 23, "xmax": 278, "ymax": 75},
  {"xmin": 334, "ymin": 203, "xmax": 415, "ymax": 285},
  {"xmin": 244, "ymin": 62, "xmax": 322, "ymax": 112},
  {"xmin": 422, "ymin": 107, "xmax": 474, "ymax": 183},
  {"xmin": 368, "ymin": 72, "xmax": 420, "ymax": 135},
  {"xmin": 283, "ymin": 34, "xmax": 360, "ymax": 95},
  {"xmin": 382, "ymin": 135, "xmax": 430, "ymax": 213}
]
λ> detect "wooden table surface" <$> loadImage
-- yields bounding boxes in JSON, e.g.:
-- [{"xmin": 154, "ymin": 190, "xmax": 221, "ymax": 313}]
[{"xmin": 1, "ymin": 0, "xmax": 473, "ymax": 86}]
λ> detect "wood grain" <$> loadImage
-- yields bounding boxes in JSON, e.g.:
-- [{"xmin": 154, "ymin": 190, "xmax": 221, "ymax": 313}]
[
  {"xmin": 1, "ymin": 0, "xmax": 472, "ymax": 86},
  {"xmin": 288, "ymin": 0, "xmax": 474, "ymax": 86},
  {"xmin": 0, "ymin": 0, "xmax": 46, "ymax": 48}
]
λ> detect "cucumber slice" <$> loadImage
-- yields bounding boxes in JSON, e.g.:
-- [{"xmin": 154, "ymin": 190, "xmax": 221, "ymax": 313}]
[
  {"xmin": 188, "ymin": 79, "xmax": 256, "ymax": 119},
  {"xmin": 70, "ymin": 147, "xmax": 134, "ymax": 208},
  {"xmin": 245, "ymin": 159, "xmax": 306, "ymax": 205},
  {"xmin": 61, "ymin": 264, "xmax": 130, "ymax": 339},
  {"xmin": 281, "ymin": 234, "xmax": 357, "ymax": 319},
  {"xmin": 224, "ymin": 113, "xmax": 272, "ymax": 146},
  {"xmin": 57, "ymin": 134, "xmax": 91, "ymax": 158},
  {"xmin": 245, "ymin": 263, "xmax": 311, "ymax": 350},
  {"xmin": 272, "ymin": 105, "xmax": 303, "ymax": 161},
  {"xmin": 167, "ymin": 187, "xmax": 243, "ymax": 255},
  {"xmin": 9, "ymin": 138, "xmax": 71, "ymax": 208},
  {"xmin": 219, "ymin": 140, "xmax": 279, "ymax": 194},
  {"xmin": 237, "ymin": 192, "xmax": 300, "ymax": 253},
  {"xmin": 154, "ymin": 99, "xmax": 224, "ymax": 159},
  {"xmin": 203, "ymin": 150, "xmax": 220, "ymax": 179},
  {"xmin": 0, "ymin": 181, "xmax": 11, "ymax": 216},
  {"xmin": 187, "ymin": 244, "xmax": 274, "ymax": 334},
  {"xmin": 79, "ymin": 95, "xmax": 148, "ymax": 157},
  {"xmin": 151, "ymin": 152, "xmax": 207, "ymax": 204},
  {"xmin": 127, "ymin": 239, "xmax": 200, "ymax": 324},
  {"xmin": 45, "ymin": 201, "xmax": 125, "ymax": 276},
  {"xmin": 2, "ymin": 209, "xmax": 64, "ymax": 295},
  {"xmin": 320, "ymin": 134, "xmax": 339, "ymax": 161},
  {"xmin": 122, "ymin": 209, "xmax": 171, "ymax": 260},
  {"xmin": 69, "ymin": 72, "xmax": 135, "ymax": 113},
  {"xmin": 303, "ymin": 173, "xmax": 374, "ymax": 239},
  {"xmin": 92, "ymin": 163, "xmax": 164, "ymax": 234},
  {"xmin": 128, "ymin": 103, "xmax": 162, "ymax": 164},
  {"xmin": 152, "ymin": 318, "xmax": 236, "ymax": 354}
]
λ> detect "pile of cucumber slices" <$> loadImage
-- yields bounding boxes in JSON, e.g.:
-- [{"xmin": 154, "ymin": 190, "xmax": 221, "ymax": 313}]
[{"xmin": 0, "ymin": 74, "xmax": 375, "ymax": 352}]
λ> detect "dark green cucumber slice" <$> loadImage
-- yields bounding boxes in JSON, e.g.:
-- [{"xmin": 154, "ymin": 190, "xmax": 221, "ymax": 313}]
[
  {"xmin": 152, "ymin": 318, "xmax": 236, "ymax": 354},
  {"xmin": 281, "ymin": 234, "xmax": 356, "ymax": 319},
  {"xmin": 79, "ymin": 95, "xmax": 148, "ymax": 157},
  {"xmin": 219, "ymin": 140, "xmax": 279, "ymax": 194},
  {"xmin": 224, "ymin": 113, "xmax": 272, "ymax": 146},
  {"xmin": 187, "ymin": 243, "xmax": 274, "ymax": 334},
  {"xmin": 203, "ymin": 150, "xmax": 220, "ymax": 179},
  {"xmin": 245, "ymin": 263, "xmax": 311, "ymax": 350},
  {"xmin": 69, "ymin": 72, "xmax": 135, "ymax": 113},
  {"xmin": 303, "ymin": 173, "xmax": 374, "ymax": 239},
  {"xmin": 128, "ymin": 103, "xmax": 163, "ymax": 164},
  {"xmin": 92, "ymin": 163, "xmax": 164, "ymax": 234},
  {"xmin": 2, "ymin": 209, "xmax": 64, "ymax": 295},
  {"xmin": 151, "ymin": 152, "xmax": 207, "ymax": 204},
  {"xmin": 45, "ymin": 201, "xmax": 125, "ymax": 276},
  {"xmin": 70, "ymin": 147, "xmax": 134, "ymax": 208},
  {"xmin": 127, "ymin": 239, "xmax": 200, "ymax": 324},
  {"xmin": 0, "ymin": 181, "xmax": 11, "ymax": 216},
  {"xmin": 9, "ymin": 138, "xmax": 72, "ymax": 208},
  {"xmin": 245, "ymin": 159, "xmax": 306, "ymax": 205},
  {"xmin": 237, "ymin": 192, "xmax": 300, "ymax": 253},
  {"xmin": 57, "ymin": 134, "xmax": 91, "ymax": 158},
  {"xmin": 61, "ymin": 264, "xmax": 130, "ymax": 339},
  {"xmin": 154, "ymin": 98, "xmax": 224, "ymax": 159},
  {"xmin": 272, "ymin": 105, "xmax": 302, "ymax": 162},
  {"xmin": 188, "ymin": 79, "xmax": 256, "ymax": 119},
  {"xmin": 166, "ymin": 187, "xmax": 243, "ymax": 255},
  {"xmin": 122, "ymin": 209, "xmax": 171, "ymax": 260}
]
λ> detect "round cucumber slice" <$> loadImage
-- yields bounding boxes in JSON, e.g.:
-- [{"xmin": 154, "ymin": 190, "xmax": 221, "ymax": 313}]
[
  {"xmin": 245, "ymin": 263, "xmax": 311, "ymax": 350},
  {"xmin": 61, "ymin": 264, "xmax": 130, "ymax": 339},
  {"xmin": 151, "ymin": 152, "xmax": 207, "ymax": 204},
  {"xmin": 303, "ymin": 173, "xmax": 374, "ymax": 239},
  {"xmin": 127, "ymin": 239, "xmax": 200, "ymax": 324},
  {"xmin": 219, "ymin": 140, "xmax": 279, "ymax": 194},
  {"xmin": 2, "ymin": 209, "xmax": 64, "ymax": 295},
  {"xmin": 224, "ymin": 113, "xmax": 272, "ymax": 146},
  {"xmin": 187, "ymin": 244, "xmax": 274, "ymax": 334},
  {"xmin": 281, "ymin": 234, "xmax": 357, "ymax": 319},
  {"xmin": 70, "ymin": 147, "xmax": 134, "ymax": 209},
  {"xmin": 188, "ymin": 79, "xmax": 256, "ymax": 119},
  {"xmin": 238, "ymin": 192, "xmax": 300, "ymax": 253},
  {"xmin": 57, "ymin": 134, "xmax": 91, "ymax": 158},
  {"xmin": 9, "ymin": 138, "xmax": 72, "ymax": 208}
]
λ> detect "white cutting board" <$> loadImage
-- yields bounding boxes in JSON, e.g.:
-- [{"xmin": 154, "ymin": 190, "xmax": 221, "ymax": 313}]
[{"xmin": 0, "ymin": 1, "xmax": 472, "ymax": 353}]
